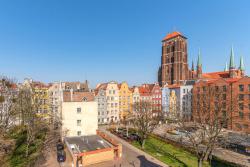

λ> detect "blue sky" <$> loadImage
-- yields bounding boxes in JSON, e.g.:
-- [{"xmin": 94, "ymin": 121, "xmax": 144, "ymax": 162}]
[{"xmin": 0, "ymin": 0, "xmax": 249, "ymax": 87}]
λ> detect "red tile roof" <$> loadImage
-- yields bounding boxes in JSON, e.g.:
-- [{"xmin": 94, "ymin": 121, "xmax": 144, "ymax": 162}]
[
  {"xmin": 96, "ymin": 83, "xmax": 108, "ymax": 90},
  {"xmin": 139, "ymin": 85, "xmax": 151, "ymax": 96},
  {"xmin": 202, "ymin": 71, "xmax": 230, "ymax": 79},
  {"xmin": 225, "ymin": 78, "xmax": 241, "ymax": 83},
  {"xmin": 167, "ymin": 84, "xmax": 181, "ymax": 89},
  {"xmin": 117, "ymin": 83, "xmax": 122, "ymax": 89},
  {"xmin": 32, "ymin": 82, "xmax": 50, "ymax": 88},
  {"xmin": 63, "ymin": 91, "xmax": 94, "ymax": 102},
  {"xmin": 162, "ymin": 31, "xmax": 184, "ymax": 41},
  {"xmin": 95, "ymin": 83, "xmax": 108, "ymax": 96},
  {"xmin": 199, "ymin": 78, "xmax": 241, "ymax": 85}
]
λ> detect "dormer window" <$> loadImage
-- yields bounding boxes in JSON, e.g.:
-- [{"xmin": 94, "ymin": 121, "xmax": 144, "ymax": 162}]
[{"xmin": 83, "ymin": 97, "xmax": 87, "ymax": 102}]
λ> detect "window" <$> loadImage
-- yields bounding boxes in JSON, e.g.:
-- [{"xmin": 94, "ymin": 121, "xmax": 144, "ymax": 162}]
[
  {"xmin": 239, "ymin": 112, "xmax": 244, "ymax": 119},
  {"xmin": 239, "ymin": 94, "xmax": 244, "ymax": 101},
  {"xmin": 77, "ymin": 107, "xmax": 81, "ymax": 113},
  {"xmin": 249, "ymin": 84, "xmax": 250, "ymax": 92},
  {"xmin": 249, "ymin": 94, "xmax": 250, "ymax": 100},
  {"xmin": 239, "ymin": 85, "xmax": 244, "ymax": 92},
  {"xmin": 223, "ymin": 86, "xmax": 227, "ymax": 92},
  {"xmin": 77, "ymin": 120, "xmax": 81, "ymax": 126},
  {"xmin": 243, "ymin": 124, "xmax": 249, "ymax": 129},
  {"xmin": 77, "ymin": 131, "xmax": 81, "ymax": 136},
  {"xmin": 235, "ymin": 123, "xmax": 242, "ymax": 130},
  {"xmin": 215, "ymin": 86, "xmax": 219, "ymax": 92},
  {"xmin": 183, "ymin": 89, "xmax": 185, "ymax": 93},
  {"xmin": 249, "ymin": 113, "xmax": 250, "ymax": 120},
  {"xmin": 239, "ymin": 103, "xmax": 244, "ymax": 110},
  {"xmin": 249, "ymin": 104, "xmax": 250, "ymax": 110},
  {"xmin": 222, "ymin": 102, "xmax": 226, "ymax": 109},
  {"xmin": 223, "ymin": 94, "xmax": 227, "ymax": 100}
]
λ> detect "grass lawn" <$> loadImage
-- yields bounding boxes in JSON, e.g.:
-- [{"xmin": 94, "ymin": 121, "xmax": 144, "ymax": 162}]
[{"xmin": 132, "ymin": 136, "xmax": 210, "ymax": 167}]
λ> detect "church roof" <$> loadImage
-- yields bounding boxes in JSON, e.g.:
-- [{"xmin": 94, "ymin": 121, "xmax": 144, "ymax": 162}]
[
  {"xmin": 162, "ymin": 31, "xmax": 186, "ymax": 41},
  {"xmin": 229, "ymin": 46, "xmax": 235, "ymax": 69},
  {"xmin": 202, "ymin": 71, "xmax": 230, "ymax": 79}
]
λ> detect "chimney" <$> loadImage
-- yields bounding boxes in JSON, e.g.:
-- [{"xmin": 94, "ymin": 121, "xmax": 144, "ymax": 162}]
[{"xmin": 70, "ymin": 88, "xmax": 73, "ymax": 102}]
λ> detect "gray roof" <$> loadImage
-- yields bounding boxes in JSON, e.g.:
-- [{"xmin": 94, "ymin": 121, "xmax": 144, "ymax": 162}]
[{"xmin": 65, "ymin": 135, "xmax": 112, "ymax": 153}]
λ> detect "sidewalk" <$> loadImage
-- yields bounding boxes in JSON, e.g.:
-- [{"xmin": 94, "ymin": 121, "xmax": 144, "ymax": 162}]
[{"xmin": 101, "ymin": 129, "xmax": 168, "ymax": 167}]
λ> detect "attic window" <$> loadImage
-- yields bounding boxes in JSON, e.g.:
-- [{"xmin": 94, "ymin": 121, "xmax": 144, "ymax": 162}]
[{"xmin": 83, "ymin": 97, "xmax": 87, "ymax": 102}]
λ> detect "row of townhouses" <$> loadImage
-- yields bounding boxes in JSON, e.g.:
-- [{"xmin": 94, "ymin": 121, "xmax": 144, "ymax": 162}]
[{"xmin": 94, "ymin": 82, "xmax": 164, "ymax": 124}]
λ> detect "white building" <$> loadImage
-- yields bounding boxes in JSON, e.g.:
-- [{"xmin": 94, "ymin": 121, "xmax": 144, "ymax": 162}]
[
  {"xmin": 95, "ymin": 87, "xmax": 107, "ymax": 124},
  {"xmin": 61, "ymin": 90, "xmax": 98, "ymax": 138},
  {"xmin": 179, "ymin": 84, "xmax": 193, "ymax": 120},
  {"xmin": 48, "ymin": 82, "xmax": 63, "ymax": 122},
  {"xmin": 132, "ymin": 86, "xmax": 140, "ymax": 112},
  {"xmin": 95, "ymin": 81, "xmax": 119, "ymax": 124}
]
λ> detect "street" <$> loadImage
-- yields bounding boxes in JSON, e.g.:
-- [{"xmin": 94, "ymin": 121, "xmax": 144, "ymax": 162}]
[{"xmin": 41, "ymin": 129, "xmax": 167, "ymax": 167}]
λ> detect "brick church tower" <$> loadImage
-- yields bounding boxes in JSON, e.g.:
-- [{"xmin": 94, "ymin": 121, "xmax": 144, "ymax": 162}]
[{"xmin": 159, "ymin": 32, "xmax": 191, "ymax": 86}]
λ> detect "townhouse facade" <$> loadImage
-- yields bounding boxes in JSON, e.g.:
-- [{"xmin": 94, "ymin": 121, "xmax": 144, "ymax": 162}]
[
  {"xmin": 161, "ymin": 84, "xmax": 170, "ymax": 113},
  {"xmin": 118, "ymin": 82, "xmax": 132, "ymax": 120},
  {"xmin": 150, "ymin": 83, "xmax": 162, "ymax": 113},
  {"xmin": 132, "ymin": 86, "xmax": 140, "ymax": 113},
  {"xmin": 95, "ymin": 85, "xmax": 107, "ymax": 124},
  {"xmin": 48, "ymin": 82, "xmax": 63, "ymax": 122},
  {"xmin": 95, "ymin": 81, "xmax": 120, "ymax": 124},
  {"xmin": 180, "ymin": 81, "xmax": 194, "ymax": 120},
  {"xmin": 139, "ymin": 84, "xmax": 152, "ymax": 103}
]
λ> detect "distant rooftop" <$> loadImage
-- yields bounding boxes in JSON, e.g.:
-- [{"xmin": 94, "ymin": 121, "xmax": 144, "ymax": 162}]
[{"xmin": 63, "ymin": 91, "xmax": 94, "ymax": 102}]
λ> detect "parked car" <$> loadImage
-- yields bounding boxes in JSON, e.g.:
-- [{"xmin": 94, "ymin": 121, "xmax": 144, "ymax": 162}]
[
  {"xmin": 57, "ymin": 143, "xmax": 64, "ymax": 151},
  {"xmin": 129, "ymin": 133, "xmax": 140, "ymax": 141},
  {"xmin": 57, "ymin": 150, "xmax": 66, "ymax": 162}
]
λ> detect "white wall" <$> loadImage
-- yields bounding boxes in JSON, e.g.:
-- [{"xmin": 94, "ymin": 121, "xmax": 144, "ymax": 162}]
[{"xmin": 62, "ymin": 101, "xmax": 98, "ymax": 138}]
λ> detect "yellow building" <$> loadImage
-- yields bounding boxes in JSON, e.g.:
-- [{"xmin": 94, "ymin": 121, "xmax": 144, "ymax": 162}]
[
  {"xmin": 118, "ymin": 82, "xmax": 132, "ymax": 120},
  {"xmin": 32, "ymin": 82, "xmax": 50, "ymax": 117},
  {"xmin": 169, "ymin": 90, "xmax": 177, "ymax": 117},
  {"xmin": 21, "ymin": 79, "xmax": 51, "ymax": 119}
]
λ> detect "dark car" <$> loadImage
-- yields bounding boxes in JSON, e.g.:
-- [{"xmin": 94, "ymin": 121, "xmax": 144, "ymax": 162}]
[
  {"xmin": 129, "ymin": 133, "xmax": 140, "ymax": 141},
  {"xmin": 57, "ymin": 150, "xmax": 66, "ymax": 162},
  {"xmin": 57, "ymin": 143, "xmax": 64, "ymax": 151}
]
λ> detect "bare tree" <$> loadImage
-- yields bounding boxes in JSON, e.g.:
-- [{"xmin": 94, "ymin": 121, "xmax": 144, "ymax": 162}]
[
  {"xmin": 0, "ymin": 77, "xmax": 61, "ymax": 166},
  {"xmin": 0, "ymin": 77, "xmax": 17, "ymax": 131},
  {"xmin": 0, "ymin": 77, "xmax": 18, "ymax": 164},
  {"xmin": 173, "ymin": 85, "xmax": 237, "ymax": 167},
  {"xmin": 131, "ymin": 101, "xmax": 163, "ymax": 149}
]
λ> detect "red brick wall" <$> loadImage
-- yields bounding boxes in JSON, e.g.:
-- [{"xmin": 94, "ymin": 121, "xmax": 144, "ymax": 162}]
[{"xmin": 192, "ymin": 77, "xmax": 250, "ymax": 133}]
